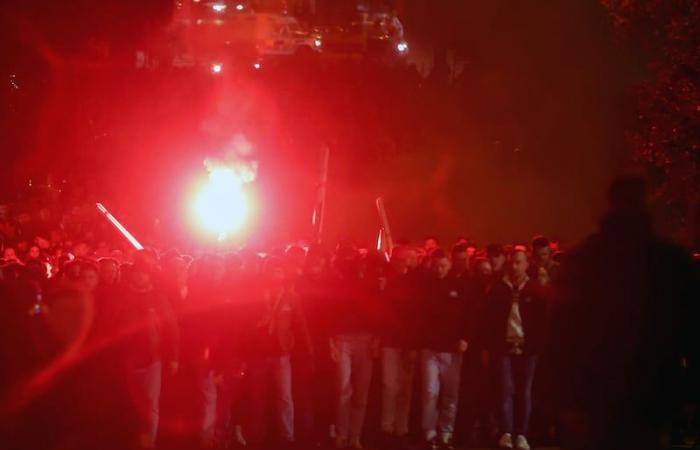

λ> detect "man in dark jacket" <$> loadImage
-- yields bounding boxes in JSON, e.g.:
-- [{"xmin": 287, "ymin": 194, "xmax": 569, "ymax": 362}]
[
  {"xmin": 242, "ymin": 256, "xmax": 312, "ymax": 447},
  {"xmin": 329, "ymin": 246, "xmax": 380, "ymax": 450},
  {"xmin": 379, "ymin": 246, "xmax": 420, "ymax": 445},
  {"xmin": 486, "ymin": 244, "xmax": 507, "ymax": 283},
  {"xmin": 528, "ymin": 236, "xmax": 559, "ymax": 284},
  {"xmin": 120, "ymin": 259, "xmax": 179, "ymax": 449},
  {"xmin": 484, "ymin": 250, "xmax": 546, "ymax": 450},
  {"xmin": 295, "ymin": 246, "xmax": 334, "ymax": 445},
  {"xmin": 418, "ymin": 249, "xmax": 470, "ymax": 450}
]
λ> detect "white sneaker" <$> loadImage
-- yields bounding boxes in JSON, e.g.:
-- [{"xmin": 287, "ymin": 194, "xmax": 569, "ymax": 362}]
[
  {"xmin": 498, "ymin": 433, "xmax": 514, "ymax": 449},
  {"xmin": 515, "ymin": 434, "xmax": 531, "ymax": 450}
]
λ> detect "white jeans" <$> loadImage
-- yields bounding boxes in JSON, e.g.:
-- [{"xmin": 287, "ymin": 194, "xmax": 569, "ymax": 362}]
[
  {"xmin": 247, "ymin": 354, "xmax": 294, "ymax": 443},
  {"xmin": 128, "ymin": 360, "xmax": 162, "ymax": 446},
  {"xmin": 420, "ymin": 350, "xmax": 463, "ymax": 441},
  {"xmin": 381, "ymin": 347, "xmax": 415, "ymax": 436},
  {"xmin": 200, "ymin": 370, "xmax": 217, "ymax": 446},
  {"xmin": 334, "ymin": 333, "xmax": 374, "ymax": 441}
]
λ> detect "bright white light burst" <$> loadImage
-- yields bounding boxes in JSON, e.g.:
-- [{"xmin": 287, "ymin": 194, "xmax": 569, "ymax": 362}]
[{"xmin": 194, "ymin": 168, "xmax": 248, "ymax": 240}]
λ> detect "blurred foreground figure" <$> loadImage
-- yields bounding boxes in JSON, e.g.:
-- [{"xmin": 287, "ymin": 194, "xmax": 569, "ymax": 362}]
[{"xmin": 554, "ymin": 175, "xmax": 698, "ymax": 450}]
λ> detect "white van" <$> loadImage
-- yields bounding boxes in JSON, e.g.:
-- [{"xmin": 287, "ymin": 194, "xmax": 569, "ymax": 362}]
[
  {"xmin": 183, "ymin": 11, "xmax": 321, "ymax": 58},
  {"xmin": 232, "ymin": 13, "xmax": 322, "ymax": 57}
]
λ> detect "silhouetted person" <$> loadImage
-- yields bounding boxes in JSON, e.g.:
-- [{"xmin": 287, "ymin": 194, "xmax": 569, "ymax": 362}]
[{"xmin": 554, "ymin": 175, "xmax": 698, "ymax": 450}]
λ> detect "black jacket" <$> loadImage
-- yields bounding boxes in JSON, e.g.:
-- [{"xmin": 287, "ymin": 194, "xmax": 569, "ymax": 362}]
[
  {"xmin": 378, "ymin": 270, "xmax": 422, "ymax": 349},
  {"xmin": 417, "ymin": 275, "xmax": 470, "ymax": 353}
]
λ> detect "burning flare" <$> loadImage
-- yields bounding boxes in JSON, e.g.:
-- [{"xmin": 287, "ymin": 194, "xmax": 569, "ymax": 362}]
[
  {"xmin": 194, "ymin": 134, "xmax": 258, "ymax": 240},
  {"xmin": 194, "ymin": 167, "xmax": 248, "ymax": 241}
]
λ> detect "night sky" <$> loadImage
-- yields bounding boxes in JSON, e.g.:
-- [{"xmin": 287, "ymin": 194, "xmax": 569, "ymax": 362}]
[{"xmin": 0, "ymin": 1, "xmax": 647, "ymax": 247}]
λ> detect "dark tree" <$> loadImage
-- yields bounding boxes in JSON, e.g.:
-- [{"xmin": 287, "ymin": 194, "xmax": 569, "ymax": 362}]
[{"xmin": 601, "ymin": 0, "xmax": 700, "ymax": 244}]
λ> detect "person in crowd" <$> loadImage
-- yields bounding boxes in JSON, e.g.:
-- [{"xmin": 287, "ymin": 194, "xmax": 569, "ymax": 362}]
[
  {"xmin": 210, "ymin": 253, "xmax": 248, "ymax": 449},
  {"xmin": 180, "ymin": 254, "xmax": 228, "ymax": 448},
  {"xmin": 156, "ymin": 251, "xmax": 193, "ymax": 450},
  {"xmin": 449, "ymin": 243, "xmax": 470, "ymax": 282},
  {"xmin": 486, "ymin": 244, "xmax": 506, "ymax": 282},
  {"xmin": 90, "ymin": 258, "xmax": 121, "ymax": 344},
  {"xmin": 330, "ymin": 245, "xmax": 379, "ymax": 449},
  {"xmin": 61, "ymin": 260, "xmax": 84, "ymax": 287},
  {"xmin": 527, "ymin": 237, "xmax": 559, "ymax": 442},
  {"xmin": 379, "ymin": 245, "xmax": 419, "ymax": 448},
  {"xmin": 465, "ymin": 242, "xmax": 478, "ymax": 261},
  {"xmin": 454, "ymin": 251, "xmax": 492, "ymax": 446},
  {"xmin": 484, "ymin": 250, "xmax": 547, "ymax": 450},
  {"xmin": 418, "ymin": 249, "xmax": 470, "ymax": 450},
  {"xmin": 79, "ymin": 260, "xmax": 100, "ymax": 293},
  {"xmin": 120, "ymin": 257, "xmax": 179, "ymax": 449},
  {"xmin": 471, "ymin": 257, "xmax": 493, "ymax": 292},
  {"xmin": 295, "ymin": 245, "xmax": 334, "ymax": 445},
  {"xmin": 465, "ymin": 256, "xmax": 497, "ymax": 444},
  {"xmin": 242, "ymin": 256, "xmax": 312, "ymax": 448},
  {"xmin": 97, "ymin": 257, "xmax": 120, "ymax": 287},
  {"xmin": 529, "ymin": 236, "xmax": 559, "ymax": 284},
  {"xmin": 3, "ymin": 247, "xmax": 21, "ymax": 264},
  {"xmin": 423, "ymin": 236, "xmax": 440, "ymax": 256},
  {"xmin": 25, "ymin": 245, "xmax": 41, "ymax": 262}
]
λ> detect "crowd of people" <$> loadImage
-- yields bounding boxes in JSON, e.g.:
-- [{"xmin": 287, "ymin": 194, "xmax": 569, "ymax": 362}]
[{"xmin": 0, "ymin": 176, "xmax": 697, "ymax": 450}]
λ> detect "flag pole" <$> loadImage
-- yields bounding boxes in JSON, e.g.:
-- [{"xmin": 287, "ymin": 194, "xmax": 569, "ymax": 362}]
[
  {"xmin": 96, "ymin": 203, "xmax": 144, "ymax": 250},
  {"xmin": 312, "ymin": 145, "xmax": 330, "ymax": 244}
]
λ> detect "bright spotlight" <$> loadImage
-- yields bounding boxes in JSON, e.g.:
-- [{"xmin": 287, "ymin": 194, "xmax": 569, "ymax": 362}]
[
  {"xmin": 194, "ymin": 168, "xmax": 248, "ymax": 240},
  {"xmin": 396, "ymin": 41, "xmax": 408, "ymax": 53},
  {"xmin": 235, "ymin": 3, "xmax": 244, "ymax": 11},
  {"xmin": 212, "ymin": 3, "xmax": 227, "ymax": 12},
  {"xmin": 314, "ymin": 38, "xmax": 322, "ymax": 48},
  {"xmin": 253, "ymin": 62, "xmax": 262, "ymax": 70},
  {"xmin": 211, "ymin": 63, "xmax": 223, "ymax": 74}
]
